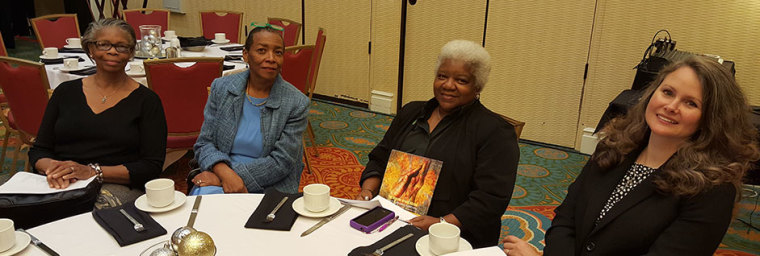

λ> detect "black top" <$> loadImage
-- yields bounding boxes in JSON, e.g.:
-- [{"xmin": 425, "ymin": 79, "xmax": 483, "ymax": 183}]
[
  {"xmin": 360, "ymin": 99, "xmax": 520, "ymax": 248},
  {"xmin": 28, "ymin": 79, "xmax": 167, "ymax": 188}
]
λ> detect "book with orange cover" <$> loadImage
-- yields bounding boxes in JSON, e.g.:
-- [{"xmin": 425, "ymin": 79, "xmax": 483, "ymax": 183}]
[{"xmin": 379, "ymin": 150, "xmax": 442, "ymax": 215}]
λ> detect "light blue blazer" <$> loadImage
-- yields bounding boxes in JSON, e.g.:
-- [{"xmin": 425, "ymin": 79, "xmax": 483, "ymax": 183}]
[{"xmin": 194, "ymin": 70, "xmax": 309, "ymax": 193}]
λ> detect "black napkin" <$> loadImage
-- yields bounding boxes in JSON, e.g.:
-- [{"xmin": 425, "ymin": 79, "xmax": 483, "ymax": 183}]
[
  {"xmin": 224, "ymin": 55, "xmax": 242, "ymax": 61},
  {"xmin": 68, "ymin": 66, "xmax": 97, "ymax": 76},
  {"xmin": 245, "ymin": 188, "xmax": 301, "ymax": 231},
  {"xmin": 220, "ymin": 46, "xmax": 244, "ymax": 51},
  {"xmin": 58, "ymin": 47, "xmax": 85, "ymax": 53},
  {"xmin": 223, "ymin": 64, "xmax": 235, "ymax": 71},
  {"xmin": 178, "ymin": 36, "xmax": 212, "ymax": 47},
  {"xmin": 92, "ymin": 202, "xmax": 167, "ymax": 246},
  {"xmin": 40, "ymin": 56, "xmax": 84, "ymax": 65},
  {"xmin": 348, "ymin": 225, "xmax": 428, "ymax": 256}
]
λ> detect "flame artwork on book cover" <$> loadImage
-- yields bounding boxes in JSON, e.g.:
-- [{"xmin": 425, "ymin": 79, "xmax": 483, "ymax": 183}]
[{"xmin": 379, "ymin": 150, "xmax": 442, "ymax": 215}]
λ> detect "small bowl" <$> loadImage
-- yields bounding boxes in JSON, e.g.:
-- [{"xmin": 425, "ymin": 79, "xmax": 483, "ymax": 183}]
[{"xmin": 182, "ymin": 45, "xmax": 206, "ymax": 52}]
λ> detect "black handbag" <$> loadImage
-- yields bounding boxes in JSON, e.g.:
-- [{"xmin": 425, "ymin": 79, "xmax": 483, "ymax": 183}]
[{"xmin": 0, "ymin": 175, "xmax": 102, "ymax": 229}]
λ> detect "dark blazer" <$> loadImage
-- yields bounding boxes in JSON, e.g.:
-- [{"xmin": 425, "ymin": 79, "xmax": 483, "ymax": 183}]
[
  {"xmin": 544, "ymin": 148, "xmax": 736, "ymax": 256},
  {"xmin": 360, "ymin": 99, "xmax": 520, "ymax": 248}
]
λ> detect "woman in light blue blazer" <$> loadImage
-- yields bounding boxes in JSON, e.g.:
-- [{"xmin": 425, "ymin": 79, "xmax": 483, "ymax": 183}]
[{"xmin": 191, "ymin": 24, "xmax": 309, "ymax": 194}]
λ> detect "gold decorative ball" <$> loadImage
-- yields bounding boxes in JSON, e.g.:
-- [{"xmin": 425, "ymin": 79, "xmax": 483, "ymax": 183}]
[{"xmin": 178, "ymin": 231, "xmax": 216, "ymax": 256}]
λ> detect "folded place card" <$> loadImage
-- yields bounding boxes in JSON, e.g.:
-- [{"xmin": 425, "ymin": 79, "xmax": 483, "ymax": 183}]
[
  {"xmin": 348, "ymin": 225, "xmax": 427, "ymax": 256},
  {"xmin": 245, "ymin": 188, "xmax": 301, "ymax": 231},
  {"xmin": 92, "ymin": 202, "xmax": 167, "ymax": 246}
]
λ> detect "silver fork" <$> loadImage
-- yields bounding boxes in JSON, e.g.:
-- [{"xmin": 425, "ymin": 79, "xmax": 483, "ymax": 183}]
[
  {"xmin": 265, "ymin": 197, "xmax": 289, "ymax": 222},
  {"xmin": 120, "ymin": 209, "xmax": 145, "ymax": 232}
]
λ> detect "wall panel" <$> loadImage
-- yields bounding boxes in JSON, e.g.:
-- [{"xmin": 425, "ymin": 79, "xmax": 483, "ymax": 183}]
[{"xmin": 485, "ymin": 0, "xmax": 596, "ymax": 147}]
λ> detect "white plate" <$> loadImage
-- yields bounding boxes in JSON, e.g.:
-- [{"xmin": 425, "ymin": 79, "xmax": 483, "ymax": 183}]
[
  {"xmin": 161, "ymin": 37, "xmax": 177, "ymax": 41},
  {"xmin": 135, "ymin": 191, "xmax": 187, "ymax": 213},
  {"xmin": 292, "ymin": 197, "xmax": 342, "ymax": 218},
  {"xmin": 126, "ymin": 70, "xmax": 146, "ymax": 77},
  {"xmin": 415, "ymin": 235, "xmax": 472, "ymax": 256},
  {"xmin": 0, "ymin": 231, "xmax": 31, "ymax": 256},
  {"xmin": 57, "ymin": 65, "xmax": 91, "ymax": 72},
  {"xmin": 211, "ymin": 39, "xmax": 230, "ymax": 44},
  {"xmin": 39, "ymin": 55, "xmax": 63, "ymax": 60},
  {"xmin": 63, "ymin": 44, "xmax": 82, "ymax": 49}
]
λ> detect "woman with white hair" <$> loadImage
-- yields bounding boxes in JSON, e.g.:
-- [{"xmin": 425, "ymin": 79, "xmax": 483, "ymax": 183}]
[{"xmin": 356, "ymin": 40, "xmax": 520, "ymax": 248}]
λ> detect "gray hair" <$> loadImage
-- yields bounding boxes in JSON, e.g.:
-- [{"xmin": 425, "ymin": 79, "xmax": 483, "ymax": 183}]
[
  {"xmin": 81, "ymin": 18, "xmax": 137, "ymax": 56},
  {"xmin": 435, "ymin": 40, "xmax": 491, "ymax": 92}
]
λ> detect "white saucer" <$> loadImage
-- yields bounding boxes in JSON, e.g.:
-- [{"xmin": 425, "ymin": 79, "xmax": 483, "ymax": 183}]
[
  {"xmin": 0, "ymin": 231, "xmax": 31, "ymax": 256},
  {"xmin": 57, "ymin": 65, "xmax": 91, "ymax": 72},
  {"xmin": 126, "ymin": 70, "xmax": 146, "ymax": 77},
  {"xmin": 161, "ymin": 36, "xmax": 177, "ymax": 41},
  {"xmin": 39, "ymin": 55, "xmax": 62, "ymax": 60},
  {"xmin": 415, "ymin": 235, "xmax": 472, "ymax": 256},
  {"xmin": 211, "ymin": 39, "xmax": 230, "ymax": 44},
  {"xmin": 135, "ymin": 191, "xmax": 187, "ymax": 213},
  {"xmin": 63, "ymin": 44, "xmax": 82, "ymax": 49},
  {"xmin": 292, "ymin": 197, "xmax": 342, "ymax": 218}
]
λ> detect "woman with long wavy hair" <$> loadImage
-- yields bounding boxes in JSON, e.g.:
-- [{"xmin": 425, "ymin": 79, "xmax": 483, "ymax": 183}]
[{"xmin": 503, "ymin": 56, "xmax": 759, "ymax": 256}]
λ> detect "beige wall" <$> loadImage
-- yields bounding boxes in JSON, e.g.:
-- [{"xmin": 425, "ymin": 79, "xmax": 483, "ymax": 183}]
[{"xmin": 115, "ymin": 0, "xmax": 760, "ymax": 149}]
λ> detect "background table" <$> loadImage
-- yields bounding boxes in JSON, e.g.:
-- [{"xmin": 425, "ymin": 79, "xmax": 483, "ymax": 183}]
[{"xmin": 44, "ymin": 44, "xmax": 247, "ymax": 89}]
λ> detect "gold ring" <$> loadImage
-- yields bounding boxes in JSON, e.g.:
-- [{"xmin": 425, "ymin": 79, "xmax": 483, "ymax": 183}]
[{"xmin": 70, "ymin": 167, "xmax": 75, "ymax": 171}]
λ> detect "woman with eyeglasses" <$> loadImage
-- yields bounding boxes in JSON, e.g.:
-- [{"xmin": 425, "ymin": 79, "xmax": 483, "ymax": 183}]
[
  {"xmin": 190, "ymin": 23, "xmax": 308, "ymax": 194},
  {"xmin": 28, "ymin": 18, "xmax": 167, "ymax": 205}
]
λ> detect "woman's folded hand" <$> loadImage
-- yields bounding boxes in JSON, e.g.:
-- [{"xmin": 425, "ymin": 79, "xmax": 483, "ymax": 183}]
[{"xmin": 45, "ymin": 160, "xmax": 91, "ymax": 189}]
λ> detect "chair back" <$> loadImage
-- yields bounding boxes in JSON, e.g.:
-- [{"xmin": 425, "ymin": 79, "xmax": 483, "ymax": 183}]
[
  {"xmin": 200, "ymin": 11, "xmax": 243, "ymax": 44},
  {"xmin": 281, "ymin": 45, "xmax": 315, "ymax": 94},
  {"xmin": 123, "ymin": 9, "xmax": 170, "ymax": 36},
  {"xmin": 267, "ymin": 17, "xmax": 301, "ymax": 47},
  {"xmin": 30, "ymin": 14, "xmax": 81, "ymax": 49},
  {"xmin": 143, "ymin": 57, "xmax": 223, "ymax": 135},
  {"xmin": 0, "ymin": 30, "xmax": 7, "ymax": 57},
  {"xmin": 497, "ymin": 114, "xmax": 525, "ymax": 140},
  {"xmin": 307, "ymin": 28, "xmax": 326, "ymax": 98},
  {"xmin": 0, "ymin": 57, "xmax": 51, "ymax": 137}
]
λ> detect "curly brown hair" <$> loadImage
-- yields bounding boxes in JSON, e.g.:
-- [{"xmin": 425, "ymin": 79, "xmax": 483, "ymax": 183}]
[{"xmin": 594, "ymin": 56, "xmax": 759, "ymax": 200}]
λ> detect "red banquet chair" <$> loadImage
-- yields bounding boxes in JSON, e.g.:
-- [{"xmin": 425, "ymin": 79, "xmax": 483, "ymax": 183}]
[
  {"xmin": 30, "ymin": 14, "xmax": 81, "ymax": 49},
  {"xmin": 0, "ymin": 56, "xmax": 52, "ymax": 174},
  {"xmin": 267, "ymin": 17, "xmax": 301, "ymax": 47},
  {"xmin": 281, "ymin": 28, "xmax": 326, "ymax": 174},
  {"xmin": 123, "ymin": 8, "xmax": 170, "ymax": 36},
  {"xmin": 143, "ymin": 57, "xmax": 223, "ymax": 153},
  {"xmin": 200, "ymin": 10, "xmax": 243, "ymax": 44}
]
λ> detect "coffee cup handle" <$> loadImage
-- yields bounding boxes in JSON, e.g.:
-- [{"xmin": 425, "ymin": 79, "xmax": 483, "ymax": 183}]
[{"xmin": 439, "ymin": 217, "xmax": 446, "ymax": 223}]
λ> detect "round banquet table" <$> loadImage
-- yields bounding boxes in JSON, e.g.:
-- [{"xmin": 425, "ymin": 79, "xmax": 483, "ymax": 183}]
[{"xmin": 16, "ymin": 194, "xmax": 418, "ymax": 255}]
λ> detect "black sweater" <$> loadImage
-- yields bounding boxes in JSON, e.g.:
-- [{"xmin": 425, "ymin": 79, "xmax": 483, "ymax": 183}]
[{"xmin": 28, "ymin": 79, "xmax": 167, "ymax": 188}]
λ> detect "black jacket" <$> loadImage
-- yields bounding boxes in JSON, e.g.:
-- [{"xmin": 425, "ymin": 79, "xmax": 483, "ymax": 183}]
[
  {"xmin": 360, "ymin": 99, "xmax": 519, "ymax": 248},
  {"xmin": 544, "ymin": 148, "xmax": 735, "ymax": 256}
]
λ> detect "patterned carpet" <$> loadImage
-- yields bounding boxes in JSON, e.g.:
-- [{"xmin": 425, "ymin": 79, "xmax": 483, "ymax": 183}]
[{"xmin": 1, "ymin": 99, "xmax": 758, "ymax": 255}]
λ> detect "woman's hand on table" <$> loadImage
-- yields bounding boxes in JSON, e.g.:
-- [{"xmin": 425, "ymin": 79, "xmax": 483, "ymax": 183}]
[
  {"xmin": 409, "ymin": 215, "xmax": 441, "ymax": 230},
  {"xmin": 355, "ymin": 189, "xmax": 374, "ymax": 201},
  {"xmin": 192, "ymin": 171, "xmax": 222, "ymax": 187},
  {"xmin": 502, "ymin": 235, "xmax": 540, "ymax": 256},
  {"xmin": 44, "ymin": 160, "xmax": 91, "ymax": 189}
]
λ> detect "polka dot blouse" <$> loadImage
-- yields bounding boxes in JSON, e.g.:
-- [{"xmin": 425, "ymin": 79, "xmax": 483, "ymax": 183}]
[{"xmin": 596, "ymin": 163, "xmax": 657, "ymax": 222}]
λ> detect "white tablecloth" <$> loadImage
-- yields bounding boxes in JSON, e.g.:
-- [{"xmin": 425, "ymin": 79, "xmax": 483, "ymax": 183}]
[
  {"xmin": 18, "ymin": 194, "xmax": 424, "ymax": 255},
  {"xmin": 44, "ymin": 44, "xmax": 247, "ymax": 89}
]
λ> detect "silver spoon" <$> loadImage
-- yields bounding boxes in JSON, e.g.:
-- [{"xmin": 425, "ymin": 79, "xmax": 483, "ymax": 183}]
[
  {"xmin": 171, "ymin": 196, "xmax": 202, "ymax": 252},
  {"xmin": 265, "ymin": 197, "xmax": 289, "ymax": 222}
]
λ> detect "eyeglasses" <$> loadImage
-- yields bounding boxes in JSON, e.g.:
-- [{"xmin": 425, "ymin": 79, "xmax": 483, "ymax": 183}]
[
  {"xmin": 93, "ymin": 41, "xmax": 133, "ymax": 53},
  {"xmin": 249, "ymin": 22, "xmax": 284, "ymax": 32}
]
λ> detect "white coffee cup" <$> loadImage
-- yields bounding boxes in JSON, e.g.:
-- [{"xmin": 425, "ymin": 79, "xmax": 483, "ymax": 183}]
[
  {"xmin": 66, "ymin": 37, "xmax": 81, "ymax": 48},
  {"xmin": 129, "ymin": 61, "xmax": 144, "ymax": 73},
  {"xmin": 303, "ymin": 183, "xmax": 330, "ymax": 212},
  {"xmin": 164, "ymin": 30, "xmax": 176, "ymax": 39},
  {"xmin": 63, "ymin": 58, "xmax": 78, "ymax": 69},
  {"xmin": 0, "ymin": 218, "xmax": 15, "ymax": 252},
  {"xmin": 145, "ymin": 178, "xmax": 175, "ymax": 208},
  {"xmin": 42, "ymin": 47, "xmax": 58, "ymax": 58},
  {"xmin": 429, "ymin": 221, "xmax": 461, "ymax": 255},
  {"xmin": 214, "ymin": 33, "xmax": 226, "ymax": 42}
]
